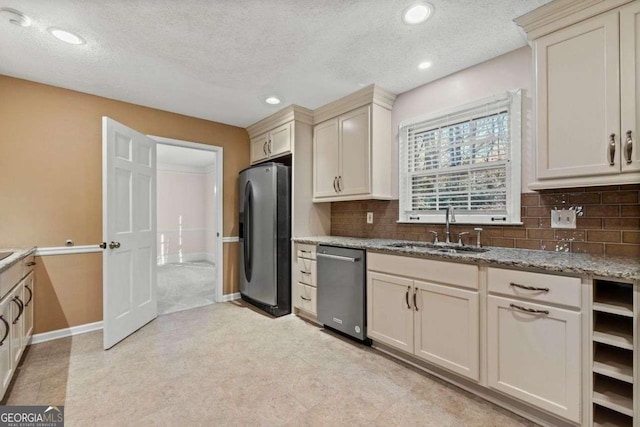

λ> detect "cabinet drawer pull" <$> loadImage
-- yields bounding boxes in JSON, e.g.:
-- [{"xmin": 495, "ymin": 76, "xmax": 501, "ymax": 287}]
[
  {"xmin": 0, "ymin": 316, "xmax": 8, "ymax": 346},
  {"xmin": 405, "ymin": 286, "xmax": 411, "ymax": 309},
  {"xmin": 300, "ymin": 270, "xmax": 310, "ymax": 275},
  {"xmin": 413, "ymin": 288, "xmax": 418, "ymax": 311},
  {"xmin": 510, "ymin": 303, "xmax": 549, "ymax": 315},
  {"xmin": 25, "ymin": 285, "xmax": 33, "ymax": 306},
  {"xmin": 300, "ymin": 296, "xmax": 312, "ymax": 301},
  {"xmin": 25, "ymin": 262, "xmax": 36, "ymax": 267},
  {"xmin": 608, "ymin": 133, "xmax": 616, "ymax": 166},
  {"xmin": 625, "ymin": 130, "xmax": 633, "ymax": 164},
  {"xmin": 509, "ymin": 282, "xmax": 549, "ymax": 293}
]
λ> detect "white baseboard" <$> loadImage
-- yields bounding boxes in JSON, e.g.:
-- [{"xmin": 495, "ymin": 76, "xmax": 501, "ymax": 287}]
[
  {"xmin": 221, "ymin": 292, "xmax": 241, "ymax": 302},
  {"xmin": 30, "ymin": 321, "xmax": 103, "ymax": 345}
]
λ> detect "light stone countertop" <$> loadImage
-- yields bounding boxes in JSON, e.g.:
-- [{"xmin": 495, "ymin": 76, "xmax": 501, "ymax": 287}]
[
  {"xmin": 292, "ymin": 236, "xmax": 640, "ymax": 281},
  {"xmin": 0, "ymin": 247, "xmax": 37, "ymax": 274}
]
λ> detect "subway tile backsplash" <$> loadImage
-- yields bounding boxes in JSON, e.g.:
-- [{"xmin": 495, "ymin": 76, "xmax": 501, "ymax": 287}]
[{"xmin": 330, "ymin": 185, "xmax": 640, "ymax": 256}]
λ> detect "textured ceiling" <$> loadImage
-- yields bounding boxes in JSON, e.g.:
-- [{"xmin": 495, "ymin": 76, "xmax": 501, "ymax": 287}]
[{"xmin": 0, "ymin": 0, "xmax": 549, "ymax": 127}]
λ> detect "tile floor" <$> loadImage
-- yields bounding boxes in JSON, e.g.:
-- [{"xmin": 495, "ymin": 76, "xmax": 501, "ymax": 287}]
[
  {"xmin": 4, "ymin": 302, "xmax": 535, "ymax": 426},
  {"xmin": 157, "ymin": 261, "xmax": 216, "ymax": 315}
]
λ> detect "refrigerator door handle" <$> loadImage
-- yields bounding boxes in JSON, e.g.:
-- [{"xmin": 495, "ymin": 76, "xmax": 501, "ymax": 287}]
[{"xmin": 243, "ymin": 181, "xmax": 253, "ymax": 281}]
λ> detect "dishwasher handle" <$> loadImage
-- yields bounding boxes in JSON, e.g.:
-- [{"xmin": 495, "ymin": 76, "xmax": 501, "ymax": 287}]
[{"xmin": 316, "ymin": 253, "xmax": 361, "ymax": 263}]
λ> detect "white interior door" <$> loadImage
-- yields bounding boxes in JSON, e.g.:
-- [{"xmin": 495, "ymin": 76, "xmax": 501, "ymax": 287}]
[{"xmin": 103, "ymin": 117, "xmax": 157, "ymax": 349}]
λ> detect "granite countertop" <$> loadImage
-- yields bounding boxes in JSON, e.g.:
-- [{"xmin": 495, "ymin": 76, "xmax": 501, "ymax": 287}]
[
  {"xmin": 293, "ymin": 236, "xmax": 640, "ymax": 281},
  {"xmin": 0, "ymin": 247, "xmax": 37, "ymax": 274}
]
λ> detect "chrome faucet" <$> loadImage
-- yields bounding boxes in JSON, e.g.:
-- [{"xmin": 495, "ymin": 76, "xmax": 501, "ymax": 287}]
[{"xmin": 445, "ymin": 206, "xmax": 455, "ymax": 244}]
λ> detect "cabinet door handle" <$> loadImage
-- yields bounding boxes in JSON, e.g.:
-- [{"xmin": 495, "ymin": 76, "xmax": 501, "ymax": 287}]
[
  {"xmin": 25, "ymin": 262, "xmax": 36, "ymax": 267},
  {"xmin": 333, "ymin": 177, "xmax": 338, "ymax": 193},
  {"xmin": 263, "ymin": 141, "xmax": 268, "ymax": 156},
  {"xmin": 337, "ymin": 176, "xmax": 343, "ymax": 192},
  {"xmin": 300, "ymin": 296, "xmax": 311, "ymax": 301},
  {"xmin": 268, "ymin": 139, "xmax": 272, "ymax": 154},
  {"xmin": 413, "ymin": 288, "xmax": 418, "ymax": 311},
  {"xmin": 405, "ymin": 286, "xmax": 411, "ymax": 309},
  {"xmin": 0, "ymin": 316, "xmax": 8, "ymax": 346},
  {"xmin": 625, "ymin": 131, "xmax": 633, "ymax": 164},
  {"xmin": 11, "ymin": 297, "xmax": 24, "ymax": 324},
  {"xmin": 25, "ymin": 285, "xmax": 33, "ymax": 306},
  {"xmin": 608, "ymin": 133, "xmax": 616, "ymax": 166},
  {"xmin": 510, "ymin": 303, "xmax": 549, "ymax": 315},
  {"xmin": 509, "ymin": 282, "xmax": 549, "ymax": 293}
]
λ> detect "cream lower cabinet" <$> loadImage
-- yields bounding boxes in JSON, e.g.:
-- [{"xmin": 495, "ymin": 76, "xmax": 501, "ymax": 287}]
[
  {"xmin": 367, "ymin": 254, "xmax": 480, "ymax": 381},
  {"xmin": 23, "ymin": 272, "xmax": 34, "ymax": 339},
  {"xmin": 487, "ymin": 295, "xmax": 581, "ymax": 423},
  {"xmin": 0, "ymin": 295, "xmax": 13, "ymax": 398},
  {"xmin": 10, "ymin": 282, "xmax": 25, "ymax": 367},
  {"xmin": 293, "ymin": 244, "xmax": 318, "ymax": 317}
]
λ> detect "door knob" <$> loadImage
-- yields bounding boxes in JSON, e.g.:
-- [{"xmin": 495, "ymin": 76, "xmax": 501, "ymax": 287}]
[{"xmin": 109, "ymin": 241, "xmax": 121, "ymax": 249}]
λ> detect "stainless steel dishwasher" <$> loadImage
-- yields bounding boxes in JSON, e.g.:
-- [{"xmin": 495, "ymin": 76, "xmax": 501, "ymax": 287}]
[{"xmin": 316, "ymin": 245, "xmax": 367, "ymax": 342}]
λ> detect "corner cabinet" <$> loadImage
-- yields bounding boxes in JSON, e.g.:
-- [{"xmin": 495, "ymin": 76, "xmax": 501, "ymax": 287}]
[
  {"xmin": 312, "ymin": 85, "xmax": 396, "ymax": 202},
  {"xmin": 518, "ymin": 0, "xmax": 640, "ymax": 189},
  {"xmin": 367, "ymin": 253, "xmax": 480, "ymax": 381}
]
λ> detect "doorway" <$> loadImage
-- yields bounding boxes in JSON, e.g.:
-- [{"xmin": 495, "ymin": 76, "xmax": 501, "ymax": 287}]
[{"xmin": 151, "ymin": 136, "xmax": 224, "ymax": 315}]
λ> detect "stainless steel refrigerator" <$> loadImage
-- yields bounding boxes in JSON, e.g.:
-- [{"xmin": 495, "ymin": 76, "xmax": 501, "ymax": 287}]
[{"xmin": 238, "ymin": 162, "xmax": 291, "ymax": 317}]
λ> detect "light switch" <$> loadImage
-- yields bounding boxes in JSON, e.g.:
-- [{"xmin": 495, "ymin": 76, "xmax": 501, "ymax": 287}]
[
  {"xmin": 366, "ymin": 212, "xmax": 373, "ymax": 224},
  {"xmin": 551, "ymin": 208, "xmax": 576, "ymax": 229}
]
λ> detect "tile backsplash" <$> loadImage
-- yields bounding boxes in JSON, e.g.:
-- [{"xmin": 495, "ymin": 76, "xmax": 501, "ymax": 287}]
[{"xmin": 330, "ymin": 185, "xmax": 640, "ymax": 256}]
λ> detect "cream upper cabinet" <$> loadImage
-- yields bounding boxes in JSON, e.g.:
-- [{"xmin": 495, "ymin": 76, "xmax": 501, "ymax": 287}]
[
  {"xmin": 313, "ymin": 118, "xmax": 341, "ymax": 198},
  {"xmin": 519, "ymin": 1, "xmax": 640, "ymax": 189},
  {"xmin": 367, "ymin": 272, "xmax": 414, "ymax": 353},
  {"xmin": 621, "ymin": 1, "xmax": 640, "ymax": 173},
  {"xmin": 487, "ymin": 295, "xmax": 581, "ymax": 423},
  {"xmin": 312, "ymin": 84, "xmax": 395, "ymax": 202},
  {"xmin": 250, "ymin": 133, "xmax": 270, "ymax": 164},
  {"xmin": 338, "ymin": 106, "xmax": 371, "ymax": 196},
  {"xmin": 413, "ymin": 280, "xmax": 479, "ymax": 381},
  {"xmin": 249, "ymin": 122, "xmax": 292, "ymax": 165},
  {"xmin": 535, "ymin": 11, "xmax": 620, "ymax": 180},
  {"xmin": 268, "ymin": 122, "xmax": 292, "ymax": 158}
]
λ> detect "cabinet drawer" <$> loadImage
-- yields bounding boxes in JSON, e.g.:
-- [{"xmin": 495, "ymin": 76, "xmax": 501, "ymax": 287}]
[
  {"xmin": 296, "ymin": 262, "xmax": 316, "ymax": 287},
  {"xmin": 0, "ymin": 263, "xmax": 21, "ymax": 301},
  {"xmin": 296, "ymin": 283, "xmax": 317, "ymax": 314},
  {"xmin": 22, "ymin": 255, "xmax": 35, "ymax": 277},
  {"xmin": 488, "ymin": 267, "xmax": 581, "ymax": 309},
  {"xmin": 368, "ymin": 252, "xmax": 478, "ymax": 290},
  {"xmin": 296, "ymin": 244, "xmax": 316, "ymax": 260},
  {"xmin": 298, "ymin": 257, "xmax": 314, "ymax": 274}
]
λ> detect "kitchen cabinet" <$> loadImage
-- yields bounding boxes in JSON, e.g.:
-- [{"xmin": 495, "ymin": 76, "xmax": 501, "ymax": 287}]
[
  {"xmin": 367, "ymin": 253, "xmax": 480, "ymax": 381},
  {"xmin": 293, "ymin": 244, "xmax": 318, "ymax": 317},
  {"xmin": 23, "ymin": 272, "xmax": 34, "ymax": 339},
  {"xmin": 487, "ymin": 295, "xmax": 581, "ymax": 423},
  {"xmin": 10, "ymin": 281, "xmax": 25, "ymax": 368},
  {"xmin": 0, "ymin": 295, "xmax": 13, "ymax": 399},
  {"xmin": 520, "ymin": 1, "xmax": 640, "ymax": 189},
  {"xmin": 250, "ymin": 122, "xmax": 292, "ymax": 164},
  {"xmin": 312, "ymin": 84, "xmax": 395, "ymax": 202}
]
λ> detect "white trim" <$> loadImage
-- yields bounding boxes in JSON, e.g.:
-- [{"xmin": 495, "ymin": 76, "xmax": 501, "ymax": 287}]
[
  {"xmin": 220, "ymin": 292, "xmax": 241, "ymax": 302},
  {"xmin": 148, "ymin": 136, "xmax": 224, "ymax": 304},
  {"xmin": 36, "ymin": 245, "xmax": 103, "ymax": 256},
  {"xmin": 222, "ymin": 236, "xmax": 239, "ymax": 243},
  {"xmin": 30, "ymin": 321, "xmax": 103, "ymax": 344}
]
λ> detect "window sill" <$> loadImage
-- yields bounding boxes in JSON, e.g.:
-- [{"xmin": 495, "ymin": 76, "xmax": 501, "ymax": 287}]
[{"xmin": 396, "ymin": 220, "xmax": 524, "ymax": 226}]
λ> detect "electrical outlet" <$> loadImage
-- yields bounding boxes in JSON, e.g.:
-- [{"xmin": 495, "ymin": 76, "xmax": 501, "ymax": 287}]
[
  {"xmin": 551, "ymin": 208, "xmax": 576, "ymax": 229},
  {"xmin": 366, "ymin": 212, "xmax": 373, "ymax": 224}
]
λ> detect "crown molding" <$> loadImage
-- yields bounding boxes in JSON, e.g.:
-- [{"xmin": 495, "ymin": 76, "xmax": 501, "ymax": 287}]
[
  {"xmin": 514, "ymin": 0, "xmax": 632, "ymax": 40},
  {"xmin": 246, "ymin": 105, "xmax": 314, "ymax": 138},
  {"xmin": 313, "ymin": 84, "xmax": 397, "ymax": 124}
]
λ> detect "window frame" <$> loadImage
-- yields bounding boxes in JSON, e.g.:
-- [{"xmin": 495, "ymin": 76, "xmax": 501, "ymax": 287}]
[{"xmin": 398, "ymin": 89, "xmax": 522, "ymax": 225}]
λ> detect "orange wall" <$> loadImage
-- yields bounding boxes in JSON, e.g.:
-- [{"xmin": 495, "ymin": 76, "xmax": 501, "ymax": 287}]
[{"xmin": 0, "ymin": 75, "xmax": 249, "ymax": 334}]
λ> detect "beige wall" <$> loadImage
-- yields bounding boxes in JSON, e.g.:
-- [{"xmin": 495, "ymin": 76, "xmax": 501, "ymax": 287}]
[
  {"xmin": 391, "ymin": 46, "xmax": 534, "ymax": 195},
  {"xmin": 0, "ymin": 75, "xmax": 249, "ymax": 334}
]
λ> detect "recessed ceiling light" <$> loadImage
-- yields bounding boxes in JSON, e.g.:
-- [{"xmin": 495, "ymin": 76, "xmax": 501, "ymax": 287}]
[
  {"xmin": 48, "ymin": 27, "xmax": 85, "ymax": 45},
  {"xmin": 418, "ymin": 61, "xmax": 432, "ymax": 70},
  {"xmin": 0, "ymin": 8, "xmax": 31, "ymax": 27},
  {"xmin": 402, "ymin": 2, "xmax": 434, "ymax": 25},
  {"xmin": 265, "ymin": 96, "xmax": 282, "ymax": 105}
]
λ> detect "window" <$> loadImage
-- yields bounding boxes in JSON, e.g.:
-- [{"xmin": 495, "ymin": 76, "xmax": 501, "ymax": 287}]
[{"xmin": 399, "ymin": 89, "xmax": 521, "ymax": 224}]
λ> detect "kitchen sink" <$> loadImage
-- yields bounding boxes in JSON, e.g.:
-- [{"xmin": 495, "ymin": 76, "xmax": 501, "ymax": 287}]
[{"xmin": 384, "ymin": 242, "xmax": 489, "ymax": 253}]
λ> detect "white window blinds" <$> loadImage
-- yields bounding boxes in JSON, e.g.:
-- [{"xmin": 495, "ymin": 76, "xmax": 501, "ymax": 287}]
[{"xmin": 399, "ymin": 90, "xmax": 522, "ymax": 224}]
